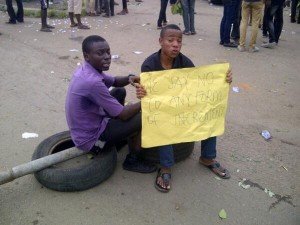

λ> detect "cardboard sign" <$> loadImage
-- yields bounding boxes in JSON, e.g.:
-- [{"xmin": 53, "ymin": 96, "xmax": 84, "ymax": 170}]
[{"xmin": 141, "ymin": 63, "xmax": 230, "ymax": 148}]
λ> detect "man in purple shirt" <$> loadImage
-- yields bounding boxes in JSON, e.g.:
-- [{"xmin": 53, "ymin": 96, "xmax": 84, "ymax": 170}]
[{"xmin": 65, "ymin": 35, "xmax": 156, "ymax": 173}]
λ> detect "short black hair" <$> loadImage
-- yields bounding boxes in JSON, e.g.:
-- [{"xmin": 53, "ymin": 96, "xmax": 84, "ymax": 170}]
[
  {"xmin": 82, "ymin": 35, "xmax": 106, "ymax": 53},
  {"xmin": 160, "ymin": 24, "xmax": 181, "ymax": 37}
]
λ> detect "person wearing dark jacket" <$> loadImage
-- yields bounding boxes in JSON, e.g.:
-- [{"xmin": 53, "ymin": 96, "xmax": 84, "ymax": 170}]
[
  {"xmin": 290, "ymin": 0, "xmax": 300, "ymax": 23},
  {"xmin": 141, "ymin": 24, "xmax": 232, "ymax": 193}
]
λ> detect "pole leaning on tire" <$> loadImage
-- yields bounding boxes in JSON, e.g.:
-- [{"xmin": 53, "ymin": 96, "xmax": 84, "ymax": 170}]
[{"xmin": 0, "ymin": 148, "xmax": 86, "ymax": 185}]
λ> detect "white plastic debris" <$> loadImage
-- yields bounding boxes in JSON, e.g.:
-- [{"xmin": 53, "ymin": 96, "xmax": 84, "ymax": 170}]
[
  {"xmin": 198, "ymin": 38, "xmax": 203, "ymax": 41},
  {"xmin": 50, "ymin": 71, "xmax": 54, "ymax": 74},
  {"xmin": 133, "ymin": 51, "xmax": 143, "ymax": 54},
  {"xmin": 264, "ymin": 188, "xmax": 275, "ymax": 197},
  {"xmin": 238, "ymin": 179, "xmax": 250, "ymax": 189},
  {"xmin": 261, "ymin": 130, "xmax": 271, "ymax": 140},
  {"xmin": 232, "ymin": 86, "xmax": 240, "ymax": 93},
  {"xmin": 69, "ymin": 49, "xmax": 79, "ymax": 52},
  {"xmin": 77, "ymin": 62, "xmax": 81, "ymax": 66},
  {"xmin": 22, "ymin": 132, "xmax": 38, "ymax": 139},
  {"xmin": 111, "ymin": 55, "xmax": 119, "ymax": 59}
]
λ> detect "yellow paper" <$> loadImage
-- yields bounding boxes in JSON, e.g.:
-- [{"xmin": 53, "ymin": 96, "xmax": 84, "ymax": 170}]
[{"xmin": 141, "ymin": 63, "xmax": 230, "ymax": 148}]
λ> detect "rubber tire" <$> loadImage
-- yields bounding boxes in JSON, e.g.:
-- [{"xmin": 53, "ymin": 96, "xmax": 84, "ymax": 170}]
[
  {"xmin": 141, "ymin": 142, "xmax": 195, "ymax": 164},
  {"xmin": 32, "ymin": 131, "xmax": 117, "ymax": 192}
]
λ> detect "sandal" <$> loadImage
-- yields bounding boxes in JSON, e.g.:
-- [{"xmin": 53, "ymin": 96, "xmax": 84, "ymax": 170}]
[
  {"xmin": 199, "ymin": 158, "xmax": 230, "ymax": 179},
  {"xmin": 154, "ymin": 169, "xmax": 171, "ymax": 193},
  {"xmin": 78, "ymin": 24, "xmax": 90, "ymax": 29}
]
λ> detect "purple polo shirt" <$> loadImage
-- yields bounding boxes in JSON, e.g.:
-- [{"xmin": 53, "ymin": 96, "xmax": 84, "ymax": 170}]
[{"xmin": 65, "ymin": 62, "xmax": 124, "ymax": 151}]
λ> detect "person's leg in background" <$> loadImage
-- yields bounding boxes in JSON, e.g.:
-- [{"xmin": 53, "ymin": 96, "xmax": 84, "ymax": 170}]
[
  {"xmin": 15, "ymin": 0, "xmax": 24, "ymax": 22},
  {"xmin": 274, "ymin": 3, "xmax": 283, "ymax": 44},
  {"xmin": 262, "ymin": 4, "xmax": 278, "ymax": 47},
  {"xmin": 74, "ymin": 0, "xmax": 90, "ymax": 29},
  {"xmin": 117, "ymin": 0, "xmax": 129, "ymax": 15},
  {"xmin": 5, "ymin": 0, "xmax": 16, "ymax": 24},
  {"xmin": 290, "ymin": 0, "xmax": 298, "ymax": 22},
  {"xmin": 181, "ymin": 0, "xmax": 191, "ymax": 34},
  {"xmin": 231, "ymin": 0, "xmax": 242, "ymax": 41},
  {"xmin": 239, "ymin": 1, "xmax": 251, "ymax": 51},
  {"xmin": 40, "ymin": 0, "xmax": 55, "ymax": 32},
  {"xmin": 189, "ymin": 0, "xmax": 196, "ymax": 34},
  {"xmin": 157, "ymin": 0, "xmax": 168, "ymax": 29},
  {"xmin": 248, "ymin": 1, "xmax": 263, "ymax": 51}
]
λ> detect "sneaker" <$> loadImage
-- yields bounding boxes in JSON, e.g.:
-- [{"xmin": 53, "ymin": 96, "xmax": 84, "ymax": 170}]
[
  {"xmin": 261, "ymin": 42, "xmax": 276, "ymax": 48},
  {"xmin": 223, "ymin": 42, "xmax": 238, "ymax": 48},
  {"xmin": 237, "ymin": 45, "xmax": 246, "ymax": 52},
  {"xmin": 249, "ymin": 46, "xmax": 259, "ymax": 53},
  {"xmin": 122, "ymin": 154, "xmax": 157, "ymax": 173}
]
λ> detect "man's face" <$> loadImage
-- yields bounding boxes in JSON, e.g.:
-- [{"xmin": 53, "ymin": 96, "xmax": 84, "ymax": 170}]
[
  {"xmin": 84, "ymin": 41, "xmax": 111, "ymax": 72},
  {"xmin": 159, "ymin": 29, "xmax": 182, "ymax": 58}
]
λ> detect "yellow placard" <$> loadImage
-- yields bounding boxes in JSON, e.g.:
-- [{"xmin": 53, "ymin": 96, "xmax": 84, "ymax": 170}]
[{"xmin": 141, "ymin": 63, "xmax": 230, "ymax": 148}]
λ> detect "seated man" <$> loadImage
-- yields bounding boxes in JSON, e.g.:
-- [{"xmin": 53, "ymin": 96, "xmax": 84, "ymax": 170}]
[
  {"xmin": 65, "ymin": 35, "xmax": 157, "ymax": 173},
  {"xmin": 140, "ymin": 24, "xmax": 232, "ymax": 193}
]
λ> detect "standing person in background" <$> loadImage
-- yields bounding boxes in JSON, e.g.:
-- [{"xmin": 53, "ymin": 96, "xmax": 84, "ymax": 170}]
[
  {"xmin": 117, "ymin": 0, "xmax": 129, "ymax": 15},
  {"xmin": 40, "ymin": 0, "xmax": 55, "ymax": 32},
  {"xmin": 261, "ymin": 0, "xmax": 285, "ymax": 48},
  {"xmin": 220, "ymin": 0, "xmax": 239, "ymax": 47},
  {"xmin": 157, "ymin": 0, "xmax": 176, "ymax": 29},
  {"xmin": 103, "ymin": 0, "xmax": 114, "ymax": 17},
  {"xmin": 238, "ymin": 0, "xmax": 263, "ymax": 52},
  {"xmin": 290, "ymin": 0, "xmax": 300, "ymax": 23},
  {"xmin": 5, "ymin": 0, "xmax": 23, "ymax": 24},
  {"xmin": 85, "ymin": 0, "xmax": 97, "ymax": 16},
  {"xmin": 68, "ymin": 0, "xmax": 90, "ymax": 29},
  {"xmin": 230, "ymin": 0, "xmax": 242, "ymax": 43},
  {"xmin": 181, "ymin": 0, "xmax": 196, "ymax": 35}
]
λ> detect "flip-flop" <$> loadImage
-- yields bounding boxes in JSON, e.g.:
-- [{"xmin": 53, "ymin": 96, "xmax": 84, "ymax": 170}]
[
  {"xmin": 154, "ymin": 169, "xmax": 171, "ymax": 193},
  {"xmin": 200, "ymin": 160, "xmax": 231, "ymax": 179},
  {"xmin": 70, "ymin": 23, "xmax": 78, "ymax": 27}
]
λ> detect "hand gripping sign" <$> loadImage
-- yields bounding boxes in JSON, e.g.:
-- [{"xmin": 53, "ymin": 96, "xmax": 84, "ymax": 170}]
[{"xmin": 140, "ymin": 63, "xmax": 230, "ymax": 148}]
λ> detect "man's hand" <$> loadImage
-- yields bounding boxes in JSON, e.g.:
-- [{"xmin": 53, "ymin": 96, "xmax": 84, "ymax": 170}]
[
  {"xmin": 135, "ymin": 84, "xmax": 147, "ymax": 99},
  {"xmin": 226, "ymin": 68, "xmax": 232, "ymax": 84},
  {"xmin": 128, "ymin": 74, "xmax": 140, "ymax": 87}
]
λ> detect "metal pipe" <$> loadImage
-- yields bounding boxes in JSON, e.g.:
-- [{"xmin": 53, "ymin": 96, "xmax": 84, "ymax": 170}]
[{"xmin": 0, "ymin": 148, "xmax": 86, "ymax": 185}]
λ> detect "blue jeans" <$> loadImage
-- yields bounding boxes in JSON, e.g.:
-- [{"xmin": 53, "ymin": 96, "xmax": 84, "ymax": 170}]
[
  {"xmin": 220, "ymin": 1, "xmax": 236, "ymax": 43},
  {"xmin": 159, "ymin": 137, "xmax": 217, "ymax": 168},
  {"xmin": 181, "ymin": 0, "xmax": 195, "ymax": 33}
]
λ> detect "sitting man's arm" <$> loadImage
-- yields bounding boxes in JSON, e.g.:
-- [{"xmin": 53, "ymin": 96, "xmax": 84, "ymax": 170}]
[
  {"xmin": 113, "ymin": 74, "xmax": 139, "ymax": 87},
  {"xmin": 117, "ymin": 102, "xmax": 141, "ymax": 121}
]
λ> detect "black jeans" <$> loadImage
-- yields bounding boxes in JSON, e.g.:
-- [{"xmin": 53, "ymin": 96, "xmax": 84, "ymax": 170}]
[
  {"xmin": 262, "ymin": 4, "xmax": 269, "ymax": 36},
  {"xmin": 265, "ymin": 3, "xmax": 284, "ymax": 43},
  {"xmin": 121, "ymin": 0, "xmax": 127, "ymax": 10},
  {"xmin": 6, "ymin": 0, "xmax": 23, "ymax": 22},
  {"xmin": 291, "ymin": 0, "xmax": 300, "ymax": 22},
  {"xmin": 231, "ymin": 0, "xmax": 242, "ymax": 39},
  {"xmin": 157, "ymin": 0, "xmax": 169, "ymax": 27},
  {"xmin": 99, "ymin": 88, "xmax": 141, "ymax": 149},
  {"xmin": 104, "ymin": 0, "xmax": 114, "ymax": 16}
]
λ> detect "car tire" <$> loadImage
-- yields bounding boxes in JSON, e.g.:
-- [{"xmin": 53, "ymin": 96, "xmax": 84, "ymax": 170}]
[
  {"xmin": 141, "ymin": 142, "xmax": 195, "ymax": 164},
  {"xmin": 32, "ymin": 131, "xmax": 117, "ymax": 192}
]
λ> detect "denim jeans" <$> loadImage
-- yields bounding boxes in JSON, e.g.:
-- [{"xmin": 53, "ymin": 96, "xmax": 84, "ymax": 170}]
[
  {"xmin": 157, "ymin": 0, "xmax": 169, "ymax": 27},
  {"xmin": 159, "ymin": 137, "xmax": 217, "ymax": 168},
  {"xmin": 265, "ymin": 3, "xmax": 284, "ymax": 43},
  {"xmin": 181, "ymin": 0, "xmax": 195, "ymax": 33},
  {"xmin": 6, "ymin": 0, "xmax": 23, "ymax": 22},
  {"xmin": 230, "ymin": 0, "xmax": 242, "ymax": 39},
  {"xmin": 220, "ymin": 1, "xmax": 236, "ymax": 43}
]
